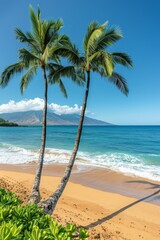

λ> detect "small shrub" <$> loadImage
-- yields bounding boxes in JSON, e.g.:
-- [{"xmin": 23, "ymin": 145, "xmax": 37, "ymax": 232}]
[
  {"xmin": 0, "ymin": 189, "xmax": 22, "ymax": 206},
  {"xmin": 0, "ymin": 189, "xmax": 89, "ymax": 239}
]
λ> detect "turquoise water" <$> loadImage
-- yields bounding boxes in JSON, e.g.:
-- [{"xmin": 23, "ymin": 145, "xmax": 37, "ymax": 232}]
[{"xmin": 0, "ymin": 126, "xmax": 160, "ymax": 181}]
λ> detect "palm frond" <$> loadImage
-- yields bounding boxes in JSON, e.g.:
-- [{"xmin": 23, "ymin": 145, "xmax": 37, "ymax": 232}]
[
  {"xmin": 19, "ymin": 48, "xmax": 40, "ymax": 65},
  {"xmin": 83, "ymin": 21, "xmax": 99, "ymax": 53},
  {"xmin": 48, "ymin": 65, "xmax": 67, "ymax": 97},
  {"xmin": 53, "ymin": 19, "xmax": 63, "ymax": 32},
  {"xmin": 94, "ymin": 51, "xmax": 114, "ymax": 77},
  {"xmin": 103, "ymin": 55, "xmax": 114, "ymax": 77},
  {"xmin": 41, "ymin": 45, "xmax": 49, "ymax": 63},
  {"xmin": 62, "ymin": 42, "xmax": 80, "ymax": 65},
  {"xmin": 94, "ymin": 27, "xmax": 122, "ymax": 52},
  {"xmin": 49, "ymin": 53, "xmax": 60, "ymax": 64},
  {"xmin": 57, "ymin": 34, "xmax": 70, "ymax": 45},
  {"xmin": 48, "ymin": 34, "xmax": 70, "ymax": 60},
  {"xmin": 42, "ymin": 20, "xmax": 56, "ymax": 46},
  {"xmin": 15, "ymin": 28, "xmax": 30, "ymax": 43},
  {"xmin": 29, "ymin": 5, "xmax": 41, "ymax": 41},
  {"xmin": 47, "ymin": 62, "xmax": 61, "ymax": 70},
  {"xmin": 112, "ymin": 52, "xmax": 133, "ymax": 67},
  {"xmin": 20, "ymin": 66, "xmax": 37, "ymax": 93},
  {"xmin": 49, "ymin": 65, "xmax": 74, "ymax": 81},
  {"xmin": 42, "ymin": 20, "xmax": 61, "ymax": 46},
  {"xmin": 88, "ymin": 51, "xmax": 101, "ymax": 64},
  {"xmin": 25, "ymin": 32, "xmax": 41, "ymax": 53},
  {"xmin": 0, "ymin": 62, "xmax": 26, "ymax": 87},
  {"xmin": 76, "ymin": 68, "xmax": 86, "ymax": 85},
  {"xmin": 15, "ymin": 29, "xmax": 40, "ymax": 54},
  {"xmin": 42, "ymin": 27, "xmax": 60, "ymax": 62},
  {"xmin": 91, "ymin": 64, "xmax": 105, "ymax": 77},
  {"xmin": 48, "ymin": 64, "xmax": 85, "ymax": 86},
  {"xmin": 109, "ymin": 72, "xmax": 129, "ymax": 95},
  {"xmin": 85, "ymin": 21, "xmax": 108, "ymax": 57},
  {"xmin": 50, "ymin": 39, "xmax": 81, "ymax": 65},
  {"xmin": 58, "ymin": 79, "xmax": 67, "ymax": 98}
]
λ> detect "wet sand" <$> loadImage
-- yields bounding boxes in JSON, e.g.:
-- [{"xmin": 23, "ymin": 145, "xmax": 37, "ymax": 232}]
[{"xmin": 0, "ymin": 163, "xmax": 160, "ymax": 239}]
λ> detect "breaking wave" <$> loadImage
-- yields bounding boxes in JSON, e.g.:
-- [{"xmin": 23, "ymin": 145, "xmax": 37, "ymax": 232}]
[{"xmin": 0, "ymin": 143, "xmax": 160, "ymax": 181}]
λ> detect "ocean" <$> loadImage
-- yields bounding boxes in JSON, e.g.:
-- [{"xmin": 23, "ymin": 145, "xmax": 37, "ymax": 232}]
[{"xmin": 0, "ymin": 126, "xmax": 160, "ymax": 181}]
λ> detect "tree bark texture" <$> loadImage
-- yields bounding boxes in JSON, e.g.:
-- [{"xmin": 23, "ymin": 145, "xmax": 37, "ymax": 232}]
[
  {"xmin": 29, "ymin": 66, "xmax": 48, "ymax": 203},
  {"xmin": 38, "ymin": 71, "xmax": 90, "ymax": 214}
]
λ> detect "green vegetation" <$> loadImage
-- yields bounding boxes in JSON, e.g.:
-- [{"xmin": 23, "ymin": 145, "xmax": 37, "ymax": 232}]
[
  {"xmin": 0, "ymin": 118, "xmax": 18, "ymax": 127},
  {"xmin": 0, "ymin": 188, "xmax": 89, "ymax": 239}
]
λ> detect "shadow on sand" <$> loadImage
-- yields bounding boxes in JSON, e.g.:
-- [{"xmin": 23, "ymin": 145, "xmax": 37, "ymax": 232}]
[
  {"xmin": 126, "ymin": 180, "xmax": 160, "ymax": 189},
  {"xmin": 84, "ymin": 181, "xmax": 160, "ymax": 229}
]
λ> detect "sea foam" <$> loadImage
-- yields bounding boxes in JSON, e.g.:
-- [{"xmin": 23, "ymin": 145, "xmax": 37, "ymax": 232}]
[{"xmin": 0, "ymin": 143, "xmax": 160, "ymax": 182}]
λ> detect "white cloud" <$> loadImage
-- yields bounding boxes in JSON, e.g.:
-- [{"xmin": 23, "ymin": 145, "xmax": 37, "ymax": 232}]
[
  {"xmin": 49, "ymin": 103, "xmax": 82, "ymax": 115},
  {"xmin": 0, "ymin": 98, "xmax": 89, "ymax": 115}
]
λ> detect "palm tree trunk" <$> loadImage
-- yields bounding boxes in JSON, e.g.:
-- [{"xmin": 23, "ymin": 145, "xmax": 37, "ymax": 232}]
[
  {"xmin": 29, "ymin": 66, "xmax": 48, "ymax": 203},
  {"xmin": 38, "ymin": 71, "xmax": 90, "ymax": 214}
]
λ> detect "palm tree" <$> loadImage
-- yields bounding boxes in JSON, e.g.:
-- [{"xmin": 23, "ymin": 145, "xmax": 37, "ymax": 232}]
[
  {"xmin": 0, "ymin": 6, "xmax": 84, "ymax": 204},
  {"xmin": 38, "ymin": 21, "xmax": 133, "ymax": 214}
]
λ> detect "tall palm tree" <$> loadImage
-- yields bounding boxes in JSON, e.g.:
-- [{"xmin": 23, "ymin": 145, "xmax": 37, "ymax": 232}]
[
  {"xmin": 0, "ymin": 6, "xmax": 84, "ymax": 204},
  {"xmin": 38, "ymin": 21, "xmax": 133, "ymax": 214}
]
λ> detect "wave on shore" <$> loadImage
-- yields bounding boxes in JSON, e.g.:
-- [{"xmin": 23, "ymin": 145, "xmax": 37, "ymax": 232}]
[{"xmin": 0, "ymin": 143, "xmax": 160, "ymax": 182}]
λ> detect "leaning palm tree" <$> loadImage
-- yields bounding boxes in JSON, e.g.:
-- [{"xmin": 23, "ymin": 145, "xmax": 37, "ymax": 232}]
[
  {"xmin": 38, "ymin": 21, "xmax": 133, "ymax": 214},
  {"xmin": 0, "ymin": 6, "xmax": 84, "ymax": 204}
]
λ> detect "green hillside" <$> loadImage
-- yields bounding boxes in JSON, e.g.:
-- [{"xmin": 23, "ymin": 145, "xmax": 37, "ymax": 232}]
[{"xmin": 0, "ymin": 118, "xmax": 18, "ymax": 127}]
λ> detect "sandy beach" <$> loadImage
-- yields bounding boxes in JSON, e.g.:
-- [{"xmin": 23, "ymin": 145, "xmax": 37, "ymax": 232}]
[
  {"xmin": 0, "ymin": 164, "xmax": 160, "ymax": 239},
  {"xmin": 0, "ymin": 0, "xmax": 159, "ymax": 238}
]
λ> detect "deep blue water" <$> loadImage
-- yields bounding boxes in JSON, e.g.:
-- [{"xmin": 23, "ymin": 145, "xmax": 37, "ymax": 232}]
[{"xmin": 0, "ymin": 126, "xmax": 160, "ymax": 181}]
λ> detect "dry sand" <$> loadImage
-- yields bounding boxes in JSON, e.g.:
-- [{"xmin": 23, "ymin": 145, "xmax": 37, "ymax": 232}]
[{"xmin": 0, "ymin": 163, "xmax": 160, "ymax": 239}]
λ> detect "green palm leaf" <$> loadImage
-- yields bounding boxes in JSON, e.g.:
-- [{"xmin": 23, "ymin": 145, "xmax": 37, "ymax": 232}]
[
  {"xmin": 29, "ymin": 5, "xmax": 41, "ymax": 41},
  {"xmin": 112, "ymin": 52, "xmax": 133, "ymax": 67},
  {"xmin": 51, "ymin": 39, "xmax": 81, "ymax": 65},
  {"xmin": 0, "ymin": 62, "xmax": 26, "ymax": 87},
  {"xmin": 52, "ymin": 19, "xmax": 63, "ymax": 32},
  {"xmin": 85, "ymin": 21, "xmax": 108, "ymax": 57},
  {"xmin": 43, "ymin": 22, "xmax": 58, "ymax": 46},
  {"xmin": 96, "ymin": 52, "xmax": 114, "ymax": 76},
  {"xmin": 48, "ymin": 64, "xmax": 85, "ymax": 86},
  {"xmin": 109, "ymin": 72, "xmax": 129, "ymax": 95},
  {"xmin": 94, "ymin": 27, "xmax": 122, "ymax": 52},
  {"xmin": 83, "ymin": 21, "xmax": 98, "ymax": 50},
  {"xmin": 15, "ymin": 28, "xmax": 31, "ymax": 43},
  {"xmin": 57, "ymin": 79, "xmax": 67, "ymax": 98},
  {"xmin": 19, "ymin": 48, "xmax": 40, "ymax": 65},
  {"xmin": 20, "ymin": 66, "xmax": 37, "ymax": 93}
]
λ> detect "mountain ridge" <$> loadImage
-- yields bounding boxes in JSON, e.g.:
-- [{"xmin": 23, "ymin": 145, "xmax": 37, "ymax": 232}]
[{"xmin": 0, "ymin": 110, "xmax": 111, "ymax": 126}]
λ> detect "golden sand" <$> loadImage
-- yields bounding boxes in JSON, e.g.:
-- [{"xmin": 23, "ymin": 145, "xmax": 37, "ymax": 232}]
[{"xmin": 0, "ymin": 164, "xmax": 160, "ymax": 239}]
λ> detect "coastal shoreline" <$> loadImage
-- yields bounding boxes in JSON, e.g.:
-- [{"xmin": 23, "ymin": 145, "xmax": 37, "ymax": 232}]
[
  {"xmin": 0, "ymin": 163, "xmax": 159, "ymax": 206},
  {"xmin": 0, "ymin": 164, "xmax": 160, "ymax": 239}
]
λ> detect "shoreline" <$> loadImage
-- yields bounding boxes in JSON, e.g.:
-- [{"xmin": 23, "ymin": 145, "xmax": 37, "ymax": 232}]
[
  {"xmin": 0, "ymin": 164, "xmax": 160, "ymax": 239},
  {"xmin": 0, "ymin": 163, "xmax": 159, "ymax": 206}
]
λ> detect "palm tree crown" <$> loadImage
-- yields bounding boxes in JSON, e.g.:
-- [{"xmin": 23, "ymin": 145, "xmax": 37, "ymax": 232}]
[
  {"xmin": 53, "ymin": 21, "xmax": 133, "ymax": 94},
  {"xmin": 0, "ymin": 5, "xmax": 78, "ymax": 93}
]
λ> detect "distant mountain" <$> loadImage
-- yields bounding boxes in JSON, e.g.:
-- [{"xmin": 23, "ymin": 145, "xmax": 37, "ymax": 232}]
[{"xmin": 0, "ymin": 110, "xmax": 111, "ymax": 126}]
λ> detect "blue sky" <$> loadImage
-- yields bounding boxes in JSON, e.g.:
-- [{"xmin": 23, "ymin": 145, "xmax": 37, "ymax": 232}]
[{"xmin": 0, "ymin": 0, "xmax": 160, "ymax": 125}]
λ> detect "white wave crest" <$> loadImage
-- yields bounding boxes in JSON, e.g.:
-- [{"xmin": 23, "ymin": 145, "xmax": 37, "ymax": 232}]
[{"xmin": 0, "ymin": 144, "xmax": 160, "ymax": 181}]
